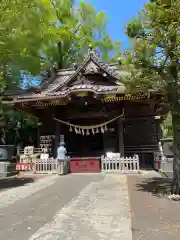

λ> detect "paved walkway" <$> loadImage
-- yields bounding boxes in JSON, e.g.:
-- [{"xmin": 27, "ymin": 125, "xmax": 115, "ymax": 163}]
[
  {"xmin": 2, "ymin": 170, "xmax": 178, "ymax": 240},
  {"xmin": 0, "ymin": 173, "xmax": 132, "ymax": 240},
  {"xmin": 0, "ymin": 175, "xmax": 58, "ymax": 208}
]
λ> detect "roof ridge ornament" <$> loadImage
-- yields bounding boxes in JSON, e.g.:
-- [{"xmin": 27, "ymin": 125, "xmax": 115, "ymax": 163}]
[{"xmin": 88, "ymin": 44, "xmax": 100, "ymax": 59}]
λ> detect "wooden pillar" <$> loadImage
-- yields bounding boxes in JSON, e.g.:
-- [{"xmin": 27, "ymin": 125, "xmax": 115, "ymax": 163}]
[
  {"xmin": 54, "ymin": 121, "xmax": 60, "ymax": 157},
  {"xmin": 37, "ymin": 122, "xmax": 41, "ymax": 148},
  {"xmin": 118, "ymin": 119, "xmax": 124, "ymax": 157},
  {"xmin": 155, "ymin": 118, "xmax": 162, "ymax": 142}
]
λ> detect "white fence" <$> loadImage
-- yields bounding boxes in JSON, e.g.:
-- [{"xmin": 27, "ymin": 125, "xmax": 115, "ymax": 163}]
[
  {"xmin": 35, "ymin": 158, "xmax": 58, "ymax": 174},
  {"xmin": 101, "ymin": 154, "xmax": 140, "ymax": 172},
  {"xmin": 35, "ymin": 158, "xmax": 70, "ymax": 174}
]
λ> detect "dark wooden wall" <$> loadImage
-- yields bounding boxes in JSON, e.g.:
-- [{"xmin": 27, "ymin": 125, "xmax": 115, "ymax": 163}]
[{"xmin": 37, "ymin": 99, "xmax": 159, "ymax": 158}]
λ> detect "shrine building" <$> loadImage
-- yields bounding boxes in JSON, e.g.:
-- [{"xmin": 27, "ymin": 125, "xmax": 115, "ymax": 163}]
[{"xmin": 3, "ymin": 47, "xmax": 165, "ymax": 168}]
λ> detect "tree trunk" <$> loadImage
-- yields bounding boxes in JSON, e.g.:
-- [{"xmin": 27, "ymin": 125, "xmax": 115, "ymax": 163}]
[
  {"xmin": 57, "ymin": 42, "xmax": 63, "ymax": 69},
  {"xmin": 168, "ymin": 55, "xmax": 180, "ymax": 194},
  {"xmin": 172, "ymin": 111, "xmax": 180, "ymax": 194}
]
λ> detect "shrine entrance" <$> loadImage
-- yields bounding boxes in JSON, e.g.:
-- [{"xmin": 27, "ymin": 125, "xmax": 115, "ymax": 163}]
[
  {"xmin": 55, "ymin": 117, "xmax": 120, "ymax": 158},
  {"xmin": 67, "ymin": 130, "xmax": 104, "ymax": 157}
]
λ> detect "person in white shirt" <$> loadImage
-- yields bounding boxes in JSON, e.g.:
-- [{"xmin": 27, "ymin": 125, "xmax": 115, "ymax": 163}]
[{"xmin": 57, "ymin": 141, "xmax": 67, "ymax": 160}]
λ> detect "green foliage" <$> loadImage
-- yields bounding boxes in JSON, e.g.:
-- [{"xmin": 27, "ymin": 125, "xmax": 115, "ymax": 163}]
[
  {"xmin": 0, "ymin": 0, "xmax": 49, "ymax": 88},
  {"xmin": 44, "ymin": 0, "xmax": 121, "ymax": 66},
  {"xmin": 123, "ymin": 0, "xmax": 180, "ymax": 93},
  {"xmin": 161, "ymin": 112, "xmax": 173, "ymax": 137},
  {"xmin": 124, "ymin": 1, "xmax": 180, "ymax": 191},
  {"xmin": 0, "ymin": 0, "xmax": 121, "ymax": 89}
]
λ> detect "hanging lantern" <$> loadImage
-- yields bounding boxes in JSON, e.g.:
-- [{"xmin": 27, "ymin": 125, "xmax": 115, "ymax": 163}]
[
  {"xmin": 86, "ymin": 129, "xmax": 90, "ymax": 135},
  {"xmin": 69, "ymin": 126, "xmax": 73, "ymax": 132},
  {"xmin": 82, "ymin": 129, "xmax": 85, "ymax": 135},
  {"xmin": 96, "ymin": 128, "xmax": 99, "ymax": 133},
  {"xmin": 101, "ymin": 126, "xmax": 104, "ymax": 133},
  {"xmin": 104, "ymin": 125, "xmax": 108, "ymax": 131},
  {"xmin": 75, "ymin": 127, "xmax": 78, "ymax": 134},
  {"xmin": 78, "ymin": 128, "xmax": 82, "ymax": 135},
  {"xmin": 92, "ymin": 128, "xmax": 95, "ymax": 135}
]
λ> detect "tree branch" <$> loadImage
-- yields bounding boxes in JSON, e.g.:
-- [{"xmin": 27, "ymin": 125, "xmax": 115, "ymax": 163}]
[{"xmin": 50, "ymin": 0, "xmax": 61, "ymax": 22}]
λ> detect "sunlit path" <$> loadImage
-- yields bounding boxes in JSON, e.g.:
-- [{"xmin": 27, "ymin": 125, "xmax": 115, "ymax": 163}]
[{"xmin": 29, "ymin": 174, "xmax": 132, "ymax": 240}]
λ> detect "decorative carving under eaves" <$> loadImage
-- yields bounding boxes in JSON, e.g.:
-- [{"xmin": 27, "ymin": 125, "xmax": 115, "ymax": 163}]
[
  {"xmin": 75, "ymin": 75, "xmax": 88, "ymax": 85},
  {"xmin": 84, "ymin": 62, "xmax": 100, "ymax": 74}
]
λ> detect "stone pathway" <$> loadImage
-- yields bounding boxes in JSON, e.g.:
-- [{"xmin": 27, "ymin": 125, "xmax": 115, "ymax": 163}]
[
  {"xmin": 0, "ymin": 173, "xmax": 132, "ymax": 240},
  {"xmin": 0, "ymin": 175, "xmax": 58, "ymax": 208},
  {"xmin": 29, "ymin": 174, "xmax": 132, "ymax": 240},
  {"xmin": 3, "ymin": 170, "xmax": 179, "ymax": 240}
]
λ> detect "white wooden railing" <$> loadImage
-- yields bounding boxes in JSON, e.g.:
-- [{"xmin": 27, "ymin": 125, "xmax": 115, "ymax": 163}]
[
  {"xmin": 35, "ymin": 158, "xmax": 58, "ymax": 173},
  {"xmin": 101, "ymin": 154, "xmax": 140, "ymax": 172},
  {"xmin": 35, "ymin": 158, "xmax": 70, "ymax": 174}
]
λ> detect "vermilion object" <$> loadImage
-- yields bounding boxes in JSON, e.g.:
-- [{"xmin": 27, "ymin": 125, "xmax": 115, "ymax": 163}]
[{"xmin": 70, "ymin": 157, "xmax": 101, "ymax": 173}]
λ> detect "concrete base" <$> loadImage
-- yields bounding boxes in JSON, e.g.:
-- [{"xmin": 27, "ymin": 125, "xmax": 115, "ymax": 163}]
[
  {"xmin": 158, "ymin": 169, "xmax": 173, "ymax": 179},
  {"xmin": 0, "ymin": 162, "xmax": 17, "ymax": 178}
]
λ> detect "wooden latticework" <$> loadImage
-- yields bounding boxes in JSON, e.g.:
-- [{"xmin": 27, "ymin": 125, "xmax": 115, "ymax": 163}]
[{"xmin": 123, "ymin": 118, "xmax": 158, "ymax": 149}]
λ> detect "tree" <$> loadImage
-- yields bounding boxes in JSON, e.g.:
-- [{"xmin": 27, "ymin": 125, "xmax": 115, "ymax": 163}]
[
  {"xmin": 0, "ymin": 0, "xmax": 50, "ymax": 144},
  {"xmin": 0, "ymin": 0, "xmax": 121, "ymax": 144},
  {"xmin": 0, "ymin": 0, "xmax": 121, "ymax": 88},
  {"xmin": 36, "ymin": 0, "xmax": 121, "ymax": 71},
  {"xmin": 0, "ymin": 0, "xmax": 51, "ymax": 88},
  {"xmin": 123, "ymin": 0, "xmax": 180, "ymax": 193}
]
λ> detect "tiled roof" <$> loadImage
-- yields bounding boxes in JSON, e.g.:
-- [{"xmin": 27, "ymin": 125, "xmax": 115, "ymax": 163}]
[
  {"xmin": 45, "ymin": 84, "xmax": 124, "ymax": 96},
  {"xmin": 51, "ymin": 48, "xmax": 127, "ymax": 92},
  {"xmin": 6, "ymin": 47, "xmax": 129, "ymax": 102},
  {"xmin": 15, "ymin": 84, "xmax": 125, "ymax": 101},
  {"xmin": 42, "ymin": 69, "xmax": 75, "ymax": 93}
]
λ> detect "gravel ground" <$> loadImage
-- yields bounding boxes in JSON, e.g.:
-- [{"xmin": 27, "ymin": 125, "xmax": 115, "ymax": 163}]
[{"xmin": 127, "ymin": 174, "xmax": 180, "ymax": 240}]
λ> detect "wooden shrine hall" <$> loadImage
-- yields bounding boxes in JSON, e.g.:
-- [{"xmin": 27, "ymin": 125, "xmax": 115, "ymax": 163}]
[{"xmin": 4, "ymin": 47, "xmax": 165, "ymax": 168}]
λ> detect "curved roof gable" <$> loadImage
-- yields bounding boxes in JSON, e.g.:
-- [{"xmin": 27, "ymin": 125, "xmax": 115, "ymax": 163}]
[
  {"xmin": 52, "ymin": 47, "xmax": 125, "ymax": 92},
  {"xmin": 4, "ymin": 47, "xmax": 129, "ymax": 102}
]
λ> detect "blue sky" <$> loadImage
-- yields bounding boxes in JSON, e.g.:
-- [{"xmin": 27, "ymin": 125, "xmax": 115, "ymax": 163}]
[{"xmin": 87, "ymin": 0, "xmax": 147, "ymax": 49}]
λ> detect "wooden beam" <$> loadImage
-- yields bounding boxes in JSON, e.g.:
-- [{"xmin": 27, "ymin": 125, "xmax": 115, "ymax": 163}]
[{"xmin": 67, "ymin": 112, "xmax": 109, "ymax": 120}]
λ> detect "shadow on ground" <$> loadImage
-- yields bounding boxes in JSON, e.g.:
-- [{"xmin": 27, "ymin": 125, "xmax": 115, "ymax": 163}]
[
  {"xmin": 136, "ymin": 177, "xmax": 172, "ymax": 196},
  {"xmin": 0, "ymin": 177, "xmax": 35, "ymax": 191}
]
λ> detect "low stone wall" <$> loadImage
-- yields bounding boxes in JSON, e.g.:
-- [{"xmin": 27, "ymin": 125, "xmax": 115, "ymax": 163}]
[
  {"xmin": 161, "ymin": 158, "xmax": 173, "ymax": 173},
  {"xmin": 0, "ymin": 145, "xmax": 16, "ymax": 178},
  {"xmin": 0, "ymin": 162, "xmax": 17, "ymax": 178}
]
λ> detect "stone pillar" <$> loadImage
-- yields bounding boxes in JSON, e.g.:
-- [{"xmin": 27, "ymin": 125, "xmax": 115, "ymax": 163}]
[{"xmin": 118, "ymin": 119, "xmax": 124, "ymax": 157}]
